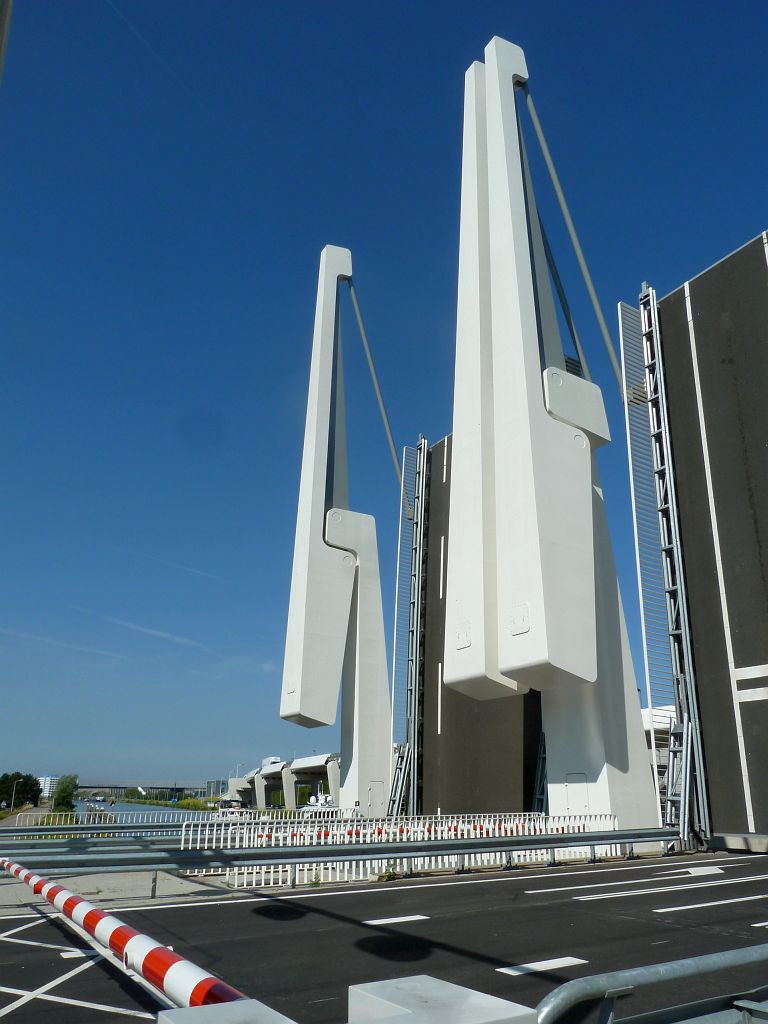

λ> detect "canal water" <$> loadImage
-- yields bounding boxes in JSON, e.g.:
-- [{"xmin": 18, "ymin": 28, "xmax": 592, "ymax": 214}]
[{"xmin": 73, "ymin": 800, "xmax": 211, "ymax": 820}]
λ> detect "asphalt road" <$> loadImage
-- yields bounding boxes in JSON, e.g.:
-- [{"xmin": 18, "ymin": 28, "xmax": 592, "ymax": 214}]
[{"xmin": 2, "ymin": 851, "xmax": 768, "ymax": 1023}]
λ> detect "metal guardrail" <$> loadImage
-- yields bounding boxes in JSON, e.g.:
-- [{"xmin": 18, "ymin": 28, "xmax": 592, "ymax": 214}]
[
  {"xmin": 0, "ymin": 827, "xmax": 677, "ymax": 876},
  {"xmin": 182, "ymin": 812, "xmax": 625, "ymax": 887},
  {"xmin": 536, "ymin": 943, "xmax": 768, "ymax": 1024}
]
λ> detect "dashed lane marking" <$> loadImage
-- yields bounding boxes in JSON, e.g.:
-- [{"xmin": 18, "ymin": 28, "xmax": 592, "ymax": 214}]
[
  {"xmin": 497, "ymin": 956, "xmax": 587, "ymax": 976},
  {"xmin": 363, "ymin": 914, "xmax": 429, "ymax": 925},
  {"xmin": 656, "ymin": 867, "xmax": 724, "ymax": 878}
]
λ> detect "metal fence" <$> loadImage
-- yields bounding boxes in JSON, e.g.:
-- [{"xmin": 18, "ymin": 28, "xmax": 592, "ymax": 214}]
[
  {"xmin": 14, "ymin": 809, "xmax": 215, "ymax": 827},
  {"xmin": 181, "ymin": 812, "xmax": 621, "ymax": 887}
]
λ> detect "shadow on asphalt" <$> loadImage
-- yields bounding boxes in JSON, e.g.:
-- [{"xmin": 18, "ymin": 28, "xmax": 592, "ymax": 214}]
[
  {"xmin": 248, "ymin": 892, "xmax": 576, "ymax": 982},
  {"xmin": 252, "ymin": 902, "xmax": 308, "ymax": 922},
  {"xmin": 355, "ymin": 934, "xmax": 432, "ymax": 962}
]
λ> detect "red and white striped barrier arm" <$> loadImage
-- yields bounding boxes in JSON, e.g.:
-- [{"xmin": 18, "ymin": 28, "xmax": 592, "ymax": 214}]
[{"xmin": 0, "ymin": 857, "xmax": 246, "ymax": 1008}]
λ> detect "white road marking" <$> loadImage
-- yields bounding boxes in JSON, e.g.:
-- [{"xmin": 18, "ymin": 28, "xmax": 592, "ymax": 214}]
[
  {"xmin": 528, "ymin": 877, "xmax": 677, "ymax": 895},
  {"xmin": 751, "ymin": 921, "xmax": 768, "ymax": 928},
  {"xmin": 0, "ymin": 910, "xmax": 57, "ymax": 922},
  {"xmin": 0, "ymin": 856, "xmax": 749, "ymax": 923},
  {"xmin": 0, "ymin": 935, "xmax": 85, "ymax": 953},
  {"xmin": 0, "ymin": 984, "xmax": 153, "ymax": 1017},
  {"xmin": 656, "ymin": 867, "xmax": 724, "ymax": 877},
  {"xmin": 654, "ymin": 894, "xmax": 768, "ymax": 913},
  {"xmin": 363, "ymin": 914, "xmax": 429, "ymax": 926},
  {"xmin": 497, "ymin": 956, "xmax": 587, "ymax": 976},
  {"xmin": 527, "ymin": 865, "xmax": 727, "ymax": 894},
  {"xmin": 0, "ymin": 957, "xmax": 101, "ymax": 1018},
  {"xmin": 575, "ymin": 873, "xmax": 768, "ymax": 901},
  {"xmin": 99, "ymin": 856, "xmax": 752, "ymax": 914},
  {"xmin": 60, "ymin": 949, "xmax": 100, "ymax": 959},
  {"xmin": 0, "ymin": 920, "xmax": 46, "ymax": 939}
]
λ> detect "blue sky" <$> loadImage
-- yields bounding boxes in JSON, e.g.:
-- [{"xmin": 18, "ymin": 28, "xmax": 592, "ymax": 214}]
[{"xmin": 1, "ymin": 1, "xmax": 766, "ymax": 783}]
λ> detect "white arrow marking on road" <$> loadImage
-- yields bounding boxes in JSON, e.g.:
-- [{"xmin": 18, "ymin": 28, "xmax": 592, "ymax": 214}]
[{"xmin": 656, "ymin": 866, "xmax": 724, "ymax": 877}]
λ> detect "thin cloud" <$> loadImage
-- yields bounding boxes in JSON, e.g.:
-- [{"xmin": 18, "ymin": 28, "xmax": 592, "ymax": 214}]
[
  {"xmin": 139, "ymin": 552, "xmax": 223, "ymax": 582},
  {"xmin": 105, "ymin": 616, "xmax": 214, "ymax": 654},
  {"xmin": 0, "ymin": 627, "xmax": 125, "ymax": 659}
]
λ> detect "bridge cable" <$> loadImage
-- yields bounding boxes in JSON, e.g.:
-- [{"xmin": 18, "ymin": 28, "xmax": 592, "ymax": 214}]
[
  {"xmin": 522, "ymin": 85, "xmax": 622, "ymax": 390},
  {"xmin": 347, "ymin": 280, "xmax": 413, "ymax": 519}
]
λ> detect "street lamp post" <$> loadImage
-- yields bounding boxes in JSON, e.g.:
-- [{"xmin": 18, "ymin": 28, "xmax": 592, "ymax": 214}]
[{"xmin": 9, "ymin": 778, "xmax": 18, "ymax": 813}]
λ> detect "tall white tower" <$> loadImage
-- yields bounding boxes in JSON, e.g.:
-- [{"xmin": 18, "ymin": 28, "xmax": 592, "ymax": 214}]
[
  {"xmin": 443, "ymin": 38, "xmax": 656, "ymax": 827},
  {"xmin": 280, "ymin": 246, "xmax": 392, "ymax": 816}
]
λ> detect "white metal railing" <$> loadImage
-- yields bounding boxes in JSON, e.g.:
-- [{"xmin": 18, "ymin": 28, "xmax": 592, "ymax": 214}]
[
  {"xmin": 180, "ymin": 812, "xmax": 619, "ymax": 887},
  {"xmin": 14, "ymin": 809, "xmax": 217, "ymax": 826}
]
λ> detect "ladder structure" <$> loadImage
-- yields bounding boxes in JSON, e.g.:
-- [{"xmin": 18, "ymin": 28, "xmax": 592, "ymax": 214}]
[
  {"xmin": 405, "ymin": 436, "xmax": 429, "ymax": 815},
  {"xmin": 664, "ymin": 714, "xmax": 693, "ymax": 834},
  {"xmin": 532, "ymin": 734, "xmax": 548, "ymax": 814},
  {"xmin": 387, "ymin": 744, "xmax": 412, "ymax": 817},
  {"xmin": 635, "ymin": 288, "xmax": 709, "ymax": 839}
]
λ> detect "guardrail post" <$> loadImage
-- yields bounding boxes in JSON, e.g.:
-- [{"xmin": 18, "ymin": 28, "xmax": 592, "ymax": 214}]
[
  {"xmin": 588, "ymin": 845, "xmax": 597, "ymax": 864},
  {"xmin": 289, "ymin": 864, "xmax": 297, "ymax": 889},
  {"xmin": 454, "ymin": 854, "xmax": 466, "ymax": 874},
  {"xmin": 150, "ymin": 871, "xmax": 158, "ymax": 898},
  {"xmin": 548, "ymin": 846, "xmax": 557, "ymax": 867}
]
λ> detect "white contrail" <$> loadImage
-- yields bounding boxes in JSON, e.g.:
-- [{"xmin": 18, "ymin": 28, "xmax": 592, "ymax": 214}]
[
  {"xmin": 138, "ymin": 552, "xmax": 223, "ymax": 582},
  {"xmin": 104, "ymin": 616, "xmax": 214, "ymax": 654},
  {"xmin": 0, "ymin": 627, "xmax": 125, "ymax": 659}
]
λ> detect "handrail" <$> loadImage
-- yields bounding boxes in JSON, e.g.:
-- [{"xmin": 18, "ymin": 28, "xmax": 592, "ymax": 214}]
[
  {"xmin": 0, "ymin": 822, "xmax": 188, "ymax": 838},
  {"xmin": 536, "ymin": 944, "xmax": 768, "ymax": 1024},
  {"xmin": 0, "ymin": 826, "xmax": 676, "ymax": 875},
  {"xmin": 0, "ymin": 856, "xmax": 246, "ymax": 1008}
]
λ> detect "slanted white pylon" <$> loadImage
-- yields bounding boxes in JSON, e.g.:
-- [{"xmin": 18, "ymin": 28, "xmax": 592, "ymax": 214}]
[
  {"xmin": 281, "ymin": 246, "xmax": 392, "ymax": 816},
  {"xmin": 444, "ymin": 38, "xmax": 656, "ymax": 827}
]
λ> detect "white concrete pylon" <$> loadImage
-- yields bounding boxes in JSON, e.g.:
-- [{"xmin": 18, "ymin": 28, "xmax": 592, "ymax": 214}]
[
  {"xmin": 444, "ymin": 38, "xmax": 656, "ymax": 827},
  {"xmin": 281, "ymin": 245, "xmax": 391, "ymax": 816}
]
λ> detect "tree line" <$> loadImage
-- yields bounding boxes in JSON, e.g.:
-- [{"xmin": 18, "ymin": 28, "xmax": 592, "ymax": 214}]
[
  {"xmin": 0, "ymin": 773, "xmax": 41, "ymax": 809},
  {"xmin": 0, "ymin": 773, "xmax": 80, "ymax": 813}
]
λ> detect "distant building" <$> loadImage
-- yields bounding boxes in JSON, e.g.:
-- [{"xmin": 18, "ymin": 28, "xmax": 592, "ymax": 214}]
[
  {"xmin": 205, "ymin": 779, "xmax": 227, "ymax": 799},
  {"xmin": 37, "ymin": 776, "xmax": 59, "ymax": 799}
]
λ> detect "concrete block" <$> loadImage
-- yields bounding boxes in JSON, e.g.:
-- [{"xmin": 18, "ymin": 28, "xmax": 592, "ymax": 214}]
[
  {"xmin": 157, "ymin": 999, "xmax": 297, "ymax": 1023},
  {"xmin": 347, "ymin": 975, "xmax": 536, "ymax": 1024}
]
